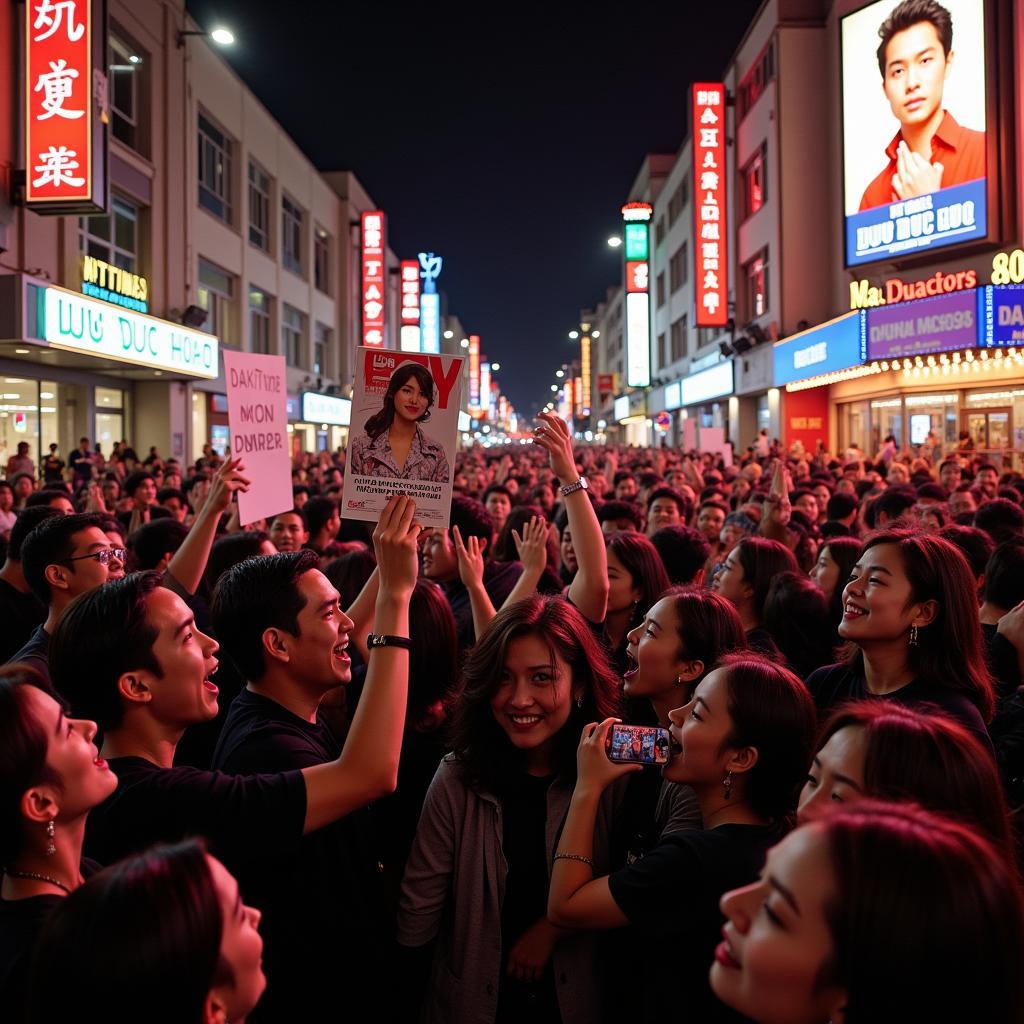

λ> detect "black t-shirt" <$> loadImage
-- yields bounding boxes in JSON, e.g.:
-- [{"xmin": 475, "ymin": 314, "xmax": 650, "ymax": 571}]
[
  {"xmin": 211, "ymin": 688, "xmax": 389, "ymax": 1021},
  {"xmin": 6, "ymin": 625, "xmax": 51, "ymax": 688},
  {"xmin": 608, "ymin": 823, "xmax": 786, "ymax": 1024},
  {"xmin": 443, "ymin": 560, "xmax": 524, "ymax": 650},
  {"xmin": 982, "ymin": 623, "xmax": 1021, "ymax": 699},
  {"xmin": 68, "ymin": 449, "xmax": 92, "ymax": 480},
  {"xmin": 806, "ymin": 662, "xmax": 994, "ymax": 754},
  {"xmin": 83, "ymin": 755, "xmax": 306, "ymax": 869},
  {"xmin": 41, "ymin": 455, "xmax": 64, "ymax": 483},
  {"xmin": 0, "ymin": 581, "xmax": 46, "ymax": 663}
]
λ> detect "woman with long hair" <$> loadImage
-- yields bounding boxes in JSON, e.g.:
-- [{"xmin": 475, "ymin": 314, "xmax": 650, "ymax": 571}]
[
  {"xmin": 397, "ymin": 596, "xmax": 623, "ymax": 1024},
  {"xmin": 712, "ymin": 802, "xmax": 1024, "ymax": 1023},
  {"xmin": 763, "ymin": 572, "xmax": 837, "ymax": 680},
  {"xmin": 0, "ymin": 665, "xmax": 117, "ymax": 1020},
  {"xmin": 809, "ymin": 536, "xmax": 862, "ymax": 631},
  {"xmin": 805, "ymin": 530, "xmax": 996, "ymax": 750},
  {"xmin": 605, "ymin": 531, "xmax": 670, "ymax": 675},
  {"xmin": 799, "ymin": 701, "xmax": 1016, "ymax": 869},
  {"xmin": 548, "ymin": 655, "xmax": 817, "ymax": 1024},
  {"xmin": 29, "ymin": 839, "xmax": 265, "ymax": 1024},
  {"xmin": 347, "ymin": 362, "xmax": 449, "ymax": 481}
]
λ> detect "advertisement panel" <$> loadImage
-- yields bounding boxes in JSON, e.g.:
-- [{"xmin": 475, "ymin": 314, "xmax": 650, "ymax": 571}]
[
  {"xmin": 468, "ymin": 334, "xmax": 481, "ymax": 410},
  {"xmin": 580, "ymin": 332, "xmax": 591, "ymax": 415},
  {"xmin": 866, "ymin": 288, "xmax": 979, "ymax": 360},
  {"xmin": 692, "ymin": 83, "xmax": 728, "ymax": 326},
  {"xmin": 399, "ymin": 259, "xmax": 420, "ymax": 352},
  {"xmin": 773, "ymin": 311, "xmax": 866, "ymax": 386},
  {"xmin": 361, "ymin": 211, "xmax": 386, "ymax": 347},
  {"xmin": 841, "ymin": 0, "xmax": 989, "ymax": 266},
  {"xmin": 625, "ymin": 292, "xmax": 651, "ymax": 388},
  {"xmin": 680, "ymin": 361, "xmax": 733, "ymax": 406},
  {"xmin": 981, "ymin": 285, "xmax": 1024, "ymax": 347},
  {"xmin": 418, "ymin": 252, "xmax": 442, "ymax": 354},
  {"xmin": 301, "ymin": 392, "xmax": 351, "ymax": 426}
]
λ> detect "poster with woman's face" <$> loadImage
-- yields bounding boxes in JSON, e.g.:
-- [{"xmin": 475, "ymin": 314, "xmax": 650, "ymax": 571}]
[{"xmin": 342, "ymin": 346, "xmax": 465, "ymax": 527}]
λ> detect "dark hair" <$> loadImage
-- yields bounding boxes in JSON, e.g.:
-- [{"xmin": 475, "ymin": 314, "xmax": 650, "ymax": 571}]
[
  {"xmin": 448, "ymin": 495, "xmax": 494, "ymax": 547},
  {"xmin": 664, "ymin": 587, "xmax": 746, "ymax": 678},
  {"xmin": 409, "ymin": 580, "xmax": 459, "ymax": 715},
  {"xmin": 821, "ymin": 802, "xmax": 1024, "ymax": 1023},
  {"xmin": 156, "ymin": 487, "xmax": 188, "ymax": 507},
  {"xmin": 816, "ymin": 702, "xmax": 1015, "ymax": 868},
  {"xmin": 818, "ymin": 536, "xmax": 863, "ymax": 626},
  {"xmin": 97, "ymin": 516, "xmax": 126, "ymax": 542},
  {"xmin": 764, "ymin": 573, "xmax": 836, "ymax": 679},
  {"xmin": 272, "ymin": 507, "xmax": 309, "ymax": 530},
  {"xmin": 49, "ymin": 572, "xmax": 165, "ymax": 729},
  {"xmin": 647, "ymin": 486, "xmax": 691, "ymax": 521},
  {"xmin": 362, "ymin": 362, "xmax": 435, "ymax": 440},
  {"xmin": 638, "ymin": 471, "xmax": 664, "ymax": 492},
  {"xmin": 0, "ymin": 666, "xmax": 62, "ymax": 862},
  {"xmin": 974, "ymin": 498, "xmax": 1024, "ymax": 545},
  {"xmin": 650, "ymin": 525, "xmax": 710, "ymax": 585},
  {"xmin": 716, "ymin": 654, "xmax": 817, "ymax": 819},
  {"xmin": 938, "ymin": 523, "xmax": 994, "ymax": 581},
  {"xmin": 872, "ymin": 486, "xmax": 916, "ymax": 526},
  {"xmin": 448, "ymin": 596, "xmax": 621, "ymax": 792},
  {"xmin": 850, "ymin": 531, "xmax": 996, "ymax": 721},
  {"xmin": 203, "ymin": 531, "xmax": 272, "ymax": 593},
  {"xmin": 303, "ymin": 496, "xmax": 339, "ymax": 538},
  {"xmin": 607, "ymin": 532, "xmax": 670, "ymax": 624},
  {"xmin": 482, "ymin": 484, "xmax": 513, "ymax": 506},
  {"xmin": 982, "ymin": 538, "xmax": 1024, "ymax": 611},
  {"xmin": 7, "ymin": 506, "xmax": 61, "ymax": 561},
  {"xmin": 734, "ymin": 537, "xmax": 800, "ymax": 623},
  {"xmin": 122, "ymin": 470, "xmax": 155, "ymax": 498},
  {"xmin": 211, "ymin": 551, "xmax": 320, "ymax": 682},
  {"xmin": 876, "ymin": 0, "xmax": 953, "ymax": 75},
  {"xmin": 826, "ymin": 491, "xmax": 858, "ymax": 522},
  {"xmin": 915, "ymin": 482, "xmax": 948, "ymax": 503},
  {"xmin": 324, "ymin": 547, "xmax": 378, "ymax": 610},
  {"xmin": 492, "ymin": 504, "xmax": 546, "ymax": 563},
  {"xmin": 24, "ymin": 490, "xmax": 71, "ymax": 509},
  {"xmin": 21, "ymin": 512, "xmax": 105, "ymax": 603},
  {"xmin": 698, "ymin": 499, "xmax": 729, "ymax": 517},
  {"xmin": 128, "ymin": 519, "xmax": 189, "ymax": 571},
  {"xmin": 613, "ymin": 471, "xmax": 637, "ymax": 487},
  {"xmin": 597, "ymin": 500, "xmax": 643, "ymax": 532},
  {"xmin": 29, "ymin": 839, "xmax": 235, "ymax": 1024}
]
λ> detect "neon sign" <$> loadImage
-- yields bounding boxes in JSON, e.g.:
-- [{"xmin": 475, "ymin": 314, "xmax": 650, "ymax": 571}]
[
  {"xmin": 361, "ymin": 211, "xmax": 386, "ymax": 348},
  {"xmin": 81, "ymin": 256, "xmax": 148, "ymax": 313},
  {"xmin": 692, "ymin": 83, "xmax": 728, "ymax": 327},
  {"xmin": 850, "ymin": 269, "xmax": 978, "ymax": 309}
]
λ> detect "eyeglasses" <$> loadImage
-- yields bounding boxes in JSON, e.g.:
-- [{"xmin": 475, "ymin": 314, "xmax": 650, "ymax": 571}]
[{"xmin": 61, "ymin": 547, "xmax": 126, "ymax": 566}]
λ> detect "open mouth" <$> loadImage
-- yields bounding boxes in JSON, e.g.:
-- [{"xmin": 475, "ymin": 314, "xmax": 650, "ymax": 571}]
[
  {"xmin": 715, "ymin": 929, "xmax": 741, "ymax": 970},
  {"xmin": 843, "ymin": 601, "xmax": 867, "ymax": 620},
  {"xmin": 333, "ymin": 640, "xmax": 351, "ymax": 664},
  {"xmin": 202, "ymin": 664, "xmax": 220, "ymax": 694},
  {"xmin": 94, "ymin": 757, "xmax": 108, "ymax": 770},
  {"xmin": 508, "ymin": 713, "xmax": 544, "ymax": 731},
  {"xmin": 623, "ymin": 651, "xmax": 639, "ymax": 680}
]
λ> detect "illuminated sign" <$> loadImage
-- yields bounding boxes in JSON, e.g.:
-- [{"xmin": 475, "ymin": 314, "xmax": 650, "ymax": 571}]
[
  {"xmin": 41, "ymin": 286, "xmax": 219, "ymax": 378},
  {"xmin": 301, "ymin": 392, "xmax": 351, "ymax": 426},
  {"xmin": 418, "ymin": 251, "xmax": 442, "ymax": 292},
  {"xmin": 625, "ymin": 292, "xmax": 651, "ymax": 388},
  {"xmin": 81, "ymin": 256, "xmax": 148, "ymax": 313},
  {"xmin": 624, "ymin": 223, "xmax": 649, "ymax": 260},
  {"xmin": 692, "ymin": 83, "xmax": 728, "ymax": 326},
  {"xmin": 773, "ymin": 311, "xmax": 865, "ymax": 387},
  {"xmin": 992, "ymin": 249, "xmax": 1024, "ymax": 285},
  {"xmin": 680, "ymin": 360, "xmax": 733, "ymax": 406},
  {"xmin": 598, "ymin": 373, "xmax": 616, "ymax": 398},
  {"xmin": 361, "ymin": 211, "xmax": 386, "ymax": 347},
  {"xmin": 850, "ymin": 269, "xmax": 978, "ymax": 309},
  {"xmin": 25, "ymin": 0, "xmax": 107, "ymax": 213},
  {"xmin": 866, "ymin": 289, "xmax": 978, "ymax": 361},
  {"xmin": 626, "ymin": 261, "xmax": 649, "ymax": 293},
  {"xmin": 479, "ymin": 361, "xmax": 491, "ymax": 414},
  {"xmin": 981, "ymin": 285, "xmax": 1024, "ymax": 347},
  {"xmin": 580, "ymin": 332, "xmax": 591, "ymax": 415},
  {"xmin": 665, "ymin": 381, "xmax": 682, "ymax": 410},
  {"xmin": 400, "ymin": 260, "xmax": 420, "ymax": 324},
  {"xmin": 468, "ymin": 334, "xmax": 481, "ymax": 410},
  {"xmin": 614, "ymin": 395, "xmax": 630, "ymax": 422},
  {"xmin": 420, "ymin": 293, "xmax": 440, "ymax": 354},
  {"xmin": 841, "ymin": 0, "xmax": 989, "ymax": 266},
  {"xmin": 621, "ymin": 202, "xmax": 653, "ymax": 222}
]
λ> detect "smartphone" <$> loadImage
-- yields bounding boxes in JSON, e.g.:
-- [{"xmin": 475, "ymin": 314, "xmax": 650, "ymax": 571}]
[{"xmin": 605, "ymin": 724, "xmax": 671, "ymax": 766}]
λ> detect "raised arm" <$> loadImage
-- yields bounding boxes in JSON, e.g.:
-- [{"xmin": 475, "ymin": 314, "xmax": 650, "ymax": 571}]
[
  {"xmin": 346, "ymin": 565, "xmax": 381, "ymax": 664},
  {"xmin": 502, "ymin": 515, "xmax": 549, "ymax": 609},
  {"xmin": 453, "ymin": 526, "xmax": 496, "ymax": 639},
  {"xmin": 534, "ymin": 412, "xmax": 608, "ymax": 623},
  {"xmin": 300, "ymin": 495, "xmax": 418, "ymax": 832}
]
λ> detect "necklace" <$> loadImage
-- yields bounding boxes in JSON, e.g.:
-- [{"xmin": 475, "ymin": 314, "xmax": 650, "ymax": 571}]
[{"xmin": 3, "ymin": 867, "xmax": 72, "ymax": 894}]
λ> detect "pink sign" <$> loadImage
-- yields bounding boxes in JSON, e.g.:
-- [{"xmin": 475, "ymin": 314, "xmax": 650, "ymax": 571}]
[
  {"xmin": 699, "ymin": 426, "xmax": 733, "ymax": 467},
  {"xmin": 223, "ymin": 351, "xmax": 292, "ymax": 525},
  {"xmin": 682, "ymin": 417, "xmax": 696, "ymax": 450}
]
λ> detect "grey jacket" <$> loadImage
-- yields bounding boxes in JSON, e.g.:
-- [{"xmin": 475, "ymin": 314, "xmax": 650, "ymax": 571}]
[{"xmin": 397, "ymin": 755, "xmax": 627, "ymax": 1024}]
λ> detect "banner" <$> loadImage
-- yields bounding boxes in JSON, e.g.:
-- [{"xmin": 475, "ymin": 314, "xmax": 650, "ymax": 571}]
[
  {"xmin": 343, "ymin": 347, "xmax": 464, "ymax": 527},
  {"xmin": 223, "ymin": 351, "xmax": 292, "ymax": 525}
]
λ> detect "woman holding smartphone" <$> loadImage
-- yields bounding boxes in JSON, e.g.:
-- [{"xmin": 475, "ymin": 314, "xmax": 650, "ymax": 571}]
[
  {"xmin": 548, "ymin": 655, "xmax": 817, "ymax": 1024},
  {"xmin": 398, "ymin": 595, "xmax": 623, "ymax": 1024}
]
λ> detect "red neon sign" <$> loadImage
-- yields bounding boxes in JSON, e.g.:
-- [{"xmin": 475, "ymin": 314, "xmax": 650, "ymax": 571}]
[
  {"xmin": 692, "ymin": 83, "xmax": 728, "ymax": 327},
  {"xmin": 25, "ymin": 0, "xmax": 103, "ymax": 210},
  {"xmin": 626, "ymin": 260, "xmax": 649, "ymax": 293},
  {"xmin": 361, "ymin": 211, "xmax": 386, "ymax": 348},
  {"xmin": 400, "ymin": 259, "xmax": 420, "ymax": 325},
  {"xmin": 468, "ymin": 335, "xmax": 481, "ymax": 410}
]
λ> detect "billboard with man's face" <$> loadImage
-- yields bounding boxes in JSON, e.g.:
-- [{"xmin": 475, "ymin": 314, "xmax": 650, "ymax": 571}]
[{"xmin": 841, "ymin": 0, "xmax": 989, "ymax": 267}]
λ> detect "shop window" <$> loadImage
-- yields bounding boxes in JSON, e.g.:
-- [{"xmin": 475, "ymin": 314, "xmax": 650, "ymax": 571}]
[
  {"xmin": 744, "ymin": 249, "xmax": 769, "ymax": 319},
  {"xmin": 79, "ymin": 196, "xmax": 139, "ymax": 272},
  {"xmin": 742, "ymin": 145, "xmax": 767, "ymax": 220},
  {"xmin": 757, "ymin": 394, "xmax": 770, "ymax": 433},
  {"xmin": 314, "ymin": 322, "xmax": 331, "ymax": 376},
  {"xmin": 248, "ymin": 160, "xmax": 272, "ymax": 253},
  {"xmin": 198, "ymin": 112, "xmax": 233, "ymax": 224},
  {"xmin": 282, "ymin": 194, "xmax": 304, "ymax": 276},
  {"xmin": 314, "ymin": 226, "xmax": 331, "ymax": 294},
  {"xmin": 249, "ymin": 286, "xmax": 272, "ymax": 355},
  {"xmin": 282, "ymin": 304, "xmax": 305, "ymax": 367},
  {"xmin": 95, "ymin": 387, "xmax": 125, "ymax": 453},
  {"xmin": 197, "ymin": 259, "xmax": 236, "ymax": 343},
  {"xmin": 109, "ymin": 32, "xmax": 147, "ymax": 154}
]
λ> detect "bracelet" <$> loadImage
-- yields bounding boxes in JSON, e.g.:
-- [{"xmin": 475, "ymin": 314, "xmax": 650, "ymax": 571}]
[
  {"xmin": 553, "ymin": 852, "xmax": 594, "ymax": 868},
  {"xmin": 366, "ymin": 633, "xmax": 413, "ymax": 651}
]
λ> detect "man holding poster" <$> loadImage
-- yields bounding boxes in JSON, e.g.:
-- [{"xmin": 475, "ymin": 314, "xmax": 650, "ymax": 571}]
[{"xmin": 343, "ymin": 348, "xmax": 464, "ymax": 527}]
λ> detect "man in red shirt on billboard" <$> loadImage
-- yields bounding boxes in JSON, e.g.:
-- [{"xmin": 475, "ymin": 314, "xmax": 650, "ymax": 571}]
[{"xmin": 859, "ymin": 0, "xmax": 985, "ymax": 211}]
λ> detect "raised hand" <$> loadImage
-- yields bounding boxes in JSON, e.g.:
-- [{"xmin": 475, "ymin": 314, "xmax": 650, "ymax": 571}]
[
  {"xmin": 512, "ymin": 515, "xmax": 549, "ymax": 578},
  {"xmin": 373, "ymin": 495, "xmax": 421, "ymax": 600},
  {"xmin": 453, "ymin": 525, "xmax": 486, "ymax": 590},
  {"xmin": 533, "ymin": 412, "xmax": 578, "ymax": 483},
  {"xmin": 205, "ymin": 457, "xmax": 251, "ymax": 515}
]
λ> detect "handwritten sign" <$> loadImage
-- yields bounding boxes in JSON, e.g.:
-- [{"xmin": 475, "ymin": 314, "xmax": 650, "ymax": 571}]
[{"xmin": 223, "ymin": 351, "xmax": 291, "ymax": 525}]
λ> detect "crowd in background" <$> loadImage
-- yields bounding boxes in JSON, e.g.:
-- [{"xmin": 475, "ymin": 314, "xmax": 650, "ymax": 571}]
[{"xmin": 2, "ymin": 418, "xmax": 1024, "ymax": 1023}]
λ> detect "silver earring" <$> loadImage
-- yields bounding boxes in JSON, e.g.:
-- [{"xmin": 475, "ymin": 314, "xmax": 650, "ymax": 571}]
[
  {"xmin": 575, "ymin": 696, "xmax": 583, "ymax": 710},
  {"xmin": 45, "ymin": 819, "xmax": 56, "ymax": 857},
  {"xmin": 909, "ymin": 624, "xmax": 919, "ymax": 646},
  {"xmin": 723, "ymin": 770, "xmax": 733, "ymax": 801}
]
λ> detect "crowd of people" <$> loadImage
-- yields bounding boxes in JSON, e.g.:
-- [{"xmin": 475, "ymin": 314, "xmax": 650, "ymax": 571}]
[{"xmin": 2, "ymin": 418, "xmax": 1024, "ymax": 1023}]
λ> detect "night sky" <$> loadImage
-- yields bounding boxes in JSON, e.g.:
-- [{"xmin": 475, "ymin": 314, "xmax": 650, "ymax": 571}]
[{"xmin": 186, "ymin": 0, "xmax": 762, "ymax": 417}]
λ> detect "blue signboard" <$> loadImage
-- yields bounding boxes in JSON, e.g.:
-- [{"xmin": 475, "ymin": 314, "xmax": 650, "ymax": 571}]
[
  {"xmin": 981, "ymin": 285, "xmax": 1024, "ymax": 348},
  {"xmin": 773, "ymin": 311, "xmax": 865, "ymax": 387}
]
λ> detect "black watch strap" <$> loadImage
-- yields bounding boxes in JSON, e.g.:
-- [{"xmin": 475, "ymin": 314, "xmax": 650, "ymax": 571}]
[{"xmin": 366, "ymin": 633, "xmax": 414, "ymax": 651}]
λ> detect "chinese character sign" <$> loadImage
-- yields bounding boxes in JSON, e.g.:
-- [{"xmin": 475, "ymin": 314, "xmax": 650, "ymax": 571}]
[
  {"xmin": 692, "ymin": 83, "xmax": 728, "ymax": 327},
  {"xmin": 400, "ymin": 260, "xmax": 420, "ymax": 324},
  {"xmin": 25, "ymin": 0, "xmax": 100, "ymax": 208},
  {"xmin": 361, "ymin": 211, "xmax": 386, "ymax": 348},
  {"xmin": 468, "ymin": 334, "xmax": 481, "ymax": 411},
  {"xmin": 580, "ymin": 333, "xmax": 591, "ymax": 415}
]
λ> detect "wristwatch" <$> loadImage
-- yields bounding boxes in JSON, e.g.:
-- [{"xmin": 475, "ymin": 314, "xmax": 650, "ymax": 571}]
[
  {"xmin": 366, "ymin": 634, "xmax": 414, "ymax": 651},
  {"xmin": 560, "ymin": 476, "xmax": 589, "ymax": 497}
]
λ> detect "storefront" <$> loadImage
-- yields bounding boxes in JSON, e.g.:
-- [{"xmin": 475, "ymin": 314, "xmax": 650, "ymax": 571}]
[
  {"xmin": 613, "ymin": 392, "xmax": 650, "ymax": 447},
  {"xmin": 0, "ymin": 275, "xmax": 219, "ymax": 471},
  {"xmin": 731, "ymin": 343, "xmax": 777, "ymax": 449},
  {"xmin": 293, "ymin": 391, "xmax": 351, "ymax": 455},
  {"xmin": 679, "ymin": 360, "xmax": 733, "ymax": 435}
]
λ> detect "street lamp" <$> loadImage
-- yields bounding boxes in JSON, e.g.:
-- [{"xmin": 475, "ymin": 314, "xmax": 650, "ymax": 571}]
[
  {"xmin": 568, "ymin": 330, "xmax": 579, "ymax": 340},
  {"xmin": 555, "ymin": 370, "xmax": 564, "ymax": 378},
  {"xmin": 607, "ymin": 236, "xmax": 623, "ymax": 248},
  {"xmin": 460, "ymin": 338, "xmax": 469, "ymax": 349},
  {"xmin": 177, "ymin": 25, "xmax": 235, "ymax": 47},
  {"xmin": 492, "ymin": 362, "xmax": 501, "ymax": 371},
  {"xmin": 550, "ymin": 385, "xmax": 558, "ymax": 392}
]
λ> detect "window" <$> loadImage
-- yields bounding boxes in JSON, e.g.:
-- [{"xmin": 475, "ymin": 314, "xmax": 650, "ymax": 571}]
[
  {"xmin": 248, "ymin": 161, "xmax": 271, "ymax": 252},
  {"xmin": 281, "ymin": 194, "xmax": 304, "ymax": 276},
  {"xmin": 249, "ymin": 286, "xmax": 271, "ymax": 355},
  {"xmin": 738, "ymin": 41, "xmax": 776, "ymax": 119},
  {"xmin": 669, "ymin": 242, "xmax": 689, "ymax": 293},
  {"xmin": 745, "ymin": 249, "xmax": 769, "ymax": 319},
  {"xmin": 109, "ymin": 34, "xmax": 144, "ymax": 152},
  {"xmin": 197, "ymin": 259, "xmax": 236, "ymax": 341},
  {"xmin": 697, "ymin": 326, "xmax": 720, "ymax": 348},
  {"xmin": 80, "ymin": 196, "xmax": 139, "ymax": 271},
  {"xmin": 314, "ymin": 322, "xmax": 331, "ymax": 376},
  {"xmin": 282, "ymin": 304, "xmax": 305, "ymax": 367},
  {"xmin": 655, "ymin": 216, "xmax": 666, "ymax": 246},
  {"xmin": 667, "ymin": 176, "xmax": 689, "ymax": 225},
  {"xmin": 656, "ymin": 272, "xmax": 666, "ymax": 308},
  {"xmin": 657, "ymin": 332, "xmax": 667, "ymax": 368},
  {"xmin": 742, "ymin": 145, "xmax": 767, "ymax": 219},
  {"xmin": 198, "ymin": 113, "xmax": 233, "ymax": 223},
  {"xmin": 314, "ymin": 226, "xmax": 331, "ymax": 294},
  {"xmin": 670, "ymin": 315, "xmax": 688, "ymax": 363}
]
